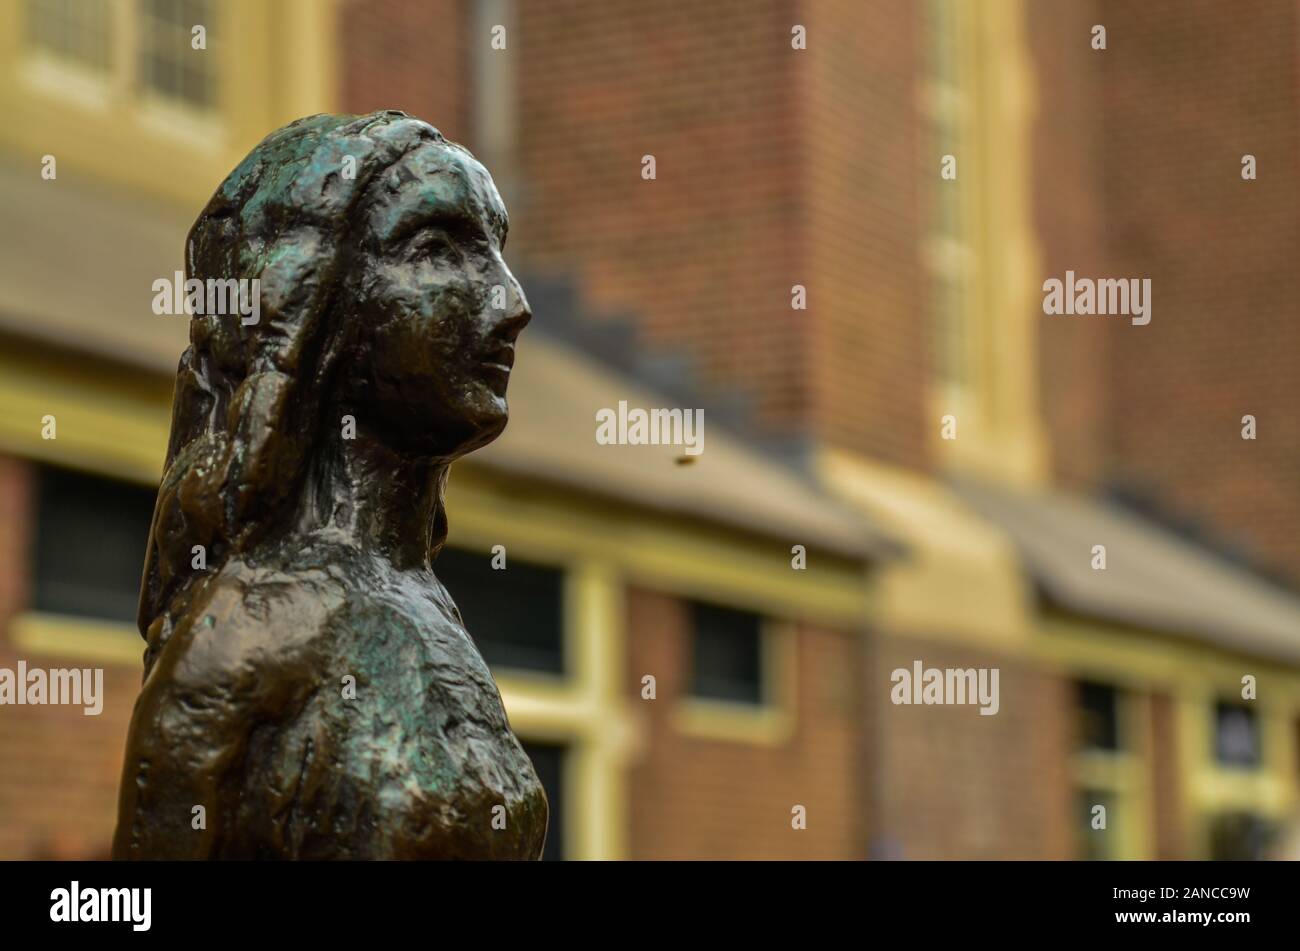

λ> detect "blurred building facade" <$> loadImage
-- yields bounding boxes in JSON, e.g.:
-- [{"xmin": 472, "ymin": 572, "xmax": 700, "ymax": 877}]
[{"xmin": 1, "ymin": 0, "xmax": 1299, "ymax": 860}]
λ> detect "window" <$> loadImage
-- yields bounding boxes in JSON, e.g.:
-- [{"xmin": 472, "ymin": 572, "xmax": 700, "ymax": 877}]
[
  {"xmin": 25, "ymin": 0, "xmax": 111, "ymax": 71},
  {"xmin": 32, "ymin": 465, "xmax": 156, "ymax": 623},
  {"xmin": 1213, "ymin": 700, "xmax": 1261, "ymax": 769},
  {"xmin": 923, "ymin": 0, "xmax": 969, "ymax": 396},
  {"xmin": 139, "ymin": 0, "xmax": 216, "ymax": 109},
  {"xmin": 918, "ymin": 0, "xmax": 1044, "ymax": 481},
  {"xmin": 1077, "ymin": 680, "xmax": 1121, "ymax": 752},
  {"xmin": 689, "ymin": 601, "xmax": 764, "ymax": 705},
  {"xmin": 521, "ymin": 741, "xmax": 565, "ymax": 861},
  {"xmin": 1207, "ymin": 811, "xmax": 1275, "ymax": 861},
  {"xmin": 1072, "ymin": 680, "xmax": 1139, "ymax": 858},
  {"xmin": 433, "ymin": 546, "xmax": 565, "ymax": 675},
  {"xmin": 22, "ymin": 0, "xmax": 218, "ymax": 112}
]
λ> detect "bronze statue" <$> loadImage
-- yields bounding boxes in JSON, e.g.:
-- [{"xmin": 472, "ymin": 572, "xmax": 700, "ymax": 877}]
[{"xmin": 113, "ymin": 112, "xmax": 547, "ymax": 859}]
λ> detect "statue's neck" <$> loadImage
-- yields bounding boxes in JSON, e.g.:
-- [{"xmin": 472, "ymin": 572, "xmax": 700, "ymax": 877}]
[{"xmin": 302, "ymin": 421, "xmax": 447, "ymax": 572}]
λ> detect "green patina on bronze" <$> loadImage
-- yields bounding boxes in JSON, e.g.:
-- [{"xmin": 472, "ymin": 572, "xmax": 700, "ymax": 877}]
[{"xmin": 113, "ymin": 111, "xmax": 546, "ymax": 859}]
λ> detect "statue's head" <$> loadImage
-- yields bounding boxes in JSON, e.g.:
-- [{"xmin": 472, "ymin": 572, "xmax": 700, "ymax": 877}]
[
  {"xmin": 186, "ymin": 110, "xmax": 530, "ymax": 455},
  {"xmin": 140, "ymin": 112, "xmax": 529, "ymax": 639}
]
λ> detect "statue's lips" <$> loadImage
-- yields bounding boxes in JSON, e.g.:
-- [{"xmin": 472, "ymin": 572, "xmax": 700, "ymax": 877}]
[
  {"xmin": 480, "ymin": 343, "xmax": 515, "ymax": 385},
  {"xmin": 482, "ymin": 342, "xmax": 514, "ymax": 375}
]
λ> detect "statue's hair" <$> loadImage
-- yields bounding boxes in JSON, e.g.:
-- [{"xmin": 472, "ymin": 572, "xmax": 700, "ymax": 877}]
[{"xmin": 138, "ymin": 111, "xmax": 456, "ymax": 667}]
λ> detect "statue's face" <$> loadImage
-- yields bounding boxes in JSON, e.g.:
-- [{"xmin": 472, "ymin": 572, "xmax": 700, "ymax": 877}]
[{"xmin": 350, "ymin": 140, "xmax": 530, "ymax": 456}]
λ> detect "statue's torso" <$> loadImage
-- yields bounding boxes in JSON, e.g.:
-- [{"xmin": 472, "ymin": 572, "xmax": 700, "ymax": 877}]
[{"xmin": 117, "ymin": 542, "xmax": 547, "ymax": 860}]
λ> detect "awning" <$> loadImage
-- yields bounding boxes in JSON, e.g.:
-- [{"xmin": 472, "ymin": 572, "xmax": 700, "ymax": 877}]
[{"xmin": 954, "ymin": 478, "xmax": 1300, "ymax": 663}]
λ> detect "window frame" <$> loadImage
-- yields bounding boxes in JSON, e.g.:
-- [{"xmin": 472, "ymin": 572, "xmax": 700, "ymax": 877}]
[
  {"xmin": 675, "ymin": 611, "xmax": 797, "ymax": 747},
  {"xmin": 919, "ymin": 0, "xmax": 1047, "ymax": 483},
  {"xmin": 1070, "ymin": 676, "xmax": 1148, "ymax": 860},
  {"xmin": 686, "ymin": 599, "xmax": 767, "ymax": 707},
  {"xmin": 434, "ymin": 542, "xmax": 569, "ymax": 679},
  {"xmin": 1178, "ymin": 686, "xmax": 1294, "ymax": 860},
  {"xmin": 0, "ymin": 0, "xmax": 336, "ymax": 209},
  {"xmin": 19, "ymin": 0, "xmax": 224, "ymax": 135},
  {"xmin": 1212, "ymin": 697, "xmax": 1263, "ymax": 770}
]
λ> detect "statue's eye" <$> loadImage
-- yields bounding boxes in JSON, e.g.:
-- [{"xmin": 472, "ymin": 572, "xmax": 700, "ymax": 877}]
[{"xmin": 418, "ymin": 230, "xmax": 463, "ymax": 265}]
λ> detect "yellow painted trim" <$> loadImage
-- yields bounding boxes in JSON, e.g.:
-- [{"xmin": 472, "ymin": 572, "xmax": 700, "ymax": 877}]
[
  {"xmin": 1175, "ymin": 688, "xmax": 1297, "ymax": 859},
  {"xmin": 10, "ymin": 612, "xmax": 142, "ymax": 667},
  {"xmin": 1035, "ymin": 613, "xmax": 1300, "ymax": 695},
  {"xmin": 271, "ymin": 0, "xmax": 340, "ymax": 124},
  {"xmin": 815, "ymin": 447, "xmax": 1034, "ymax": 646},
  {"xmin": 925, "ymin": 0, "xmax": 1046, "ymax": 486},
  {"xmin": 674, "ymin": 701, "xmax": 792, "ymax": 747},
  {"xmin": 1072, "ymin": 687, "xmax": 1152, "ymax": 860},
  {"xmin": 673, "ymin": 618, "xmax": 796, "ymax": 747},
  {"xmin": 1039, "ymin": 612, "xmax": 1300, "ymax": 858},
  {"xmin": 446, "ymin": 468, "xmax": 872, "ymax": 627},
  {"xmin": 495, "ymin": 561, "xmax": 630, "ymax": 860},
  {"xmin": 0, "ymin": 348, "xmax": 172, "ymax": 485},
  {"xmin": 568, "ymin": 561, "xmax": 629, "ymax": 860}
]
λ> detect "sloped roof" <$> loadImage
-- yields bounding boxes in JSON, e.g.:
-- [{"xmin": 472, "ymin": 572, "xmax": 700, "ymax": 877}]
[
  {"xmin": 0, "ymin": 153, "xmax": 193, "ymax": 368},
  {"xmin": 477, "ymin": 332, "xmax": 893, "ymax": 559},
  {"xmin": 954, "ymin": 478, "xmax": 1300, "ymax": 663},
  {"xmin": 0, "ymin": 156, "xmax": 892, "ymax": 561}
]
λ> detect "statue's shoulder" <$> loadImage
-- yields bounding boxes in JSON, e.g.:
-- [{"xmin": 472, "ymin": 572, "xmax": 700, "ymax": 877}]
[
  {"xmin": 154, "ymin": 552, "xmax": 474, "ymax": 696},
  {"xmin": 155, "ymin": 557, "xmax": 350, "ymax": 683}
]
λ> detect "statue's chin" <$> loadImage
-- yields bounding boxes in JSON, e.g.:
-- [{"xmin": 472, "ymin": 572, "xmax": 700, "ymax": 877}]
[{"xmin": 397, "ymin": 404, "xmax": 507, "ymax": 459}]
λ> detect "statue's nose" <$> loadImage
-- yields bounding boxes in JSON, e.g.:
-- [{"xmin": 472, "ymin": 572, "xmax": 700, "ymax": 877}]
[{"xmin": 495, "ymin": 279, "xmax": 531, "ymax": 340}]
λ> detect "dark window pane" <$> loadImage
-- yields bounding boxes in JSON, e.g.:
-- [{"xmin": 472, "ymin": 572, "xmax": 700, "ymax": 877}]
[
  {"xmin": 521, "ymin": 741, "xmax": 565, "ymax": 861},
  {"xmin": 434, "ymin": 546, "xmax": 564, "ymax": 674},
  {"xmin": 1077, "ymin": 680, "xmax": 1120, "ymax": 752},
  {"xmin": 1214, "ymin": 700, "xmax": 1260, "ymax": 769},
  {"xmin": 690, "ymin": 601, "xmax": 763, "ymax": 705},
  {"xmin": 1208, "ymin": 811, "xmax": 1275, "ymax": 861},
  {"xmin": 25, "ymin": 0, "xmax": 111, "ymax": 71},
  {"xmin": 139, "ymin": 0, "xmax": 216, "ymax": 110},
  {"xmin": 32, "ymin": 465, "xmax": 155, "ymax": 623}
]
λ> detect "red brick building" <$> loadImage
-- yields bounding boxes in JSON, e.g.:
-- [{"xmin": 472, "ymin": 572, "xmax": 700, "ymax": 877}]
[{"xmin": 1, "ymin": 0, "xmax": 1299, "ymax": 862}]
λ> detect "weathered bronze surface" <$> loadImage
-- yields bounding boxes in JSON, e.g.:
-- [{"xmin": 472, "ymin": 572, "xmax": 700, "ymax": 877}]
[{"xmin": 113, "ymin": 112, "xmax": 546, "ymax": 859}]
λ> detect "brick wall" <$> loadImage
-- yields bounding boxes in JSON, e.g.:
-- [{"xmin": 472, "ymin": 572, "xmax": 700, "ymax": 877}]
[
  {"xmin": 338, "ymin": 0, "xmax": 1300, "ymax": 572},
  {"xmin": 1035, "ymin": 0, "xmax": 1300, "ymax": 583},
  {"xmin": 625, "ymin": 586, "xmax": 866, "ymax": 859},
  {"xmin": 511, "ymin": 0, "xmax": 813, "ymax": 437},
  {"xmin": 1028, "ymin": 0, "xmax": 1113, "ymax": 490},
  {"xmin": 1148, "ymin": 691, "xmax": 1185, "ymax": 860},
  {"xmin": 0, "ymin": 456, "xmax": 29, "ymax": 630},
  {"xmin": 869, "ymin": 634, "xmax": 1074, "ymax": 859},
  {"xmin": 802, "ymin": 0, "xmax": 928, "ymax": 469},
  {"xmin": 337, "ymin": 0, "xmax": 933, "ymax": 463},
  {"xmin": 338, "ymin": 0, "xmax": 470, "ymax": 145},
  {"xmin": 505, "ymin": 0, "xmax": 930, "ymax": 465},
  {"xmin": 0, "ymin": 455, "xmax": 138, "ymax": 860}
]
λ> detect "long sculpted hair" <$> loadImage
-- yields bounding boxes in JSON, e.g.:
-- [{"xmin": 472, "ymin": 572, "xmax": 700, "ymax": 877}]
[{"xmin": 138, "ymin": 111, "xmax": 462, "ymax": 676}]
